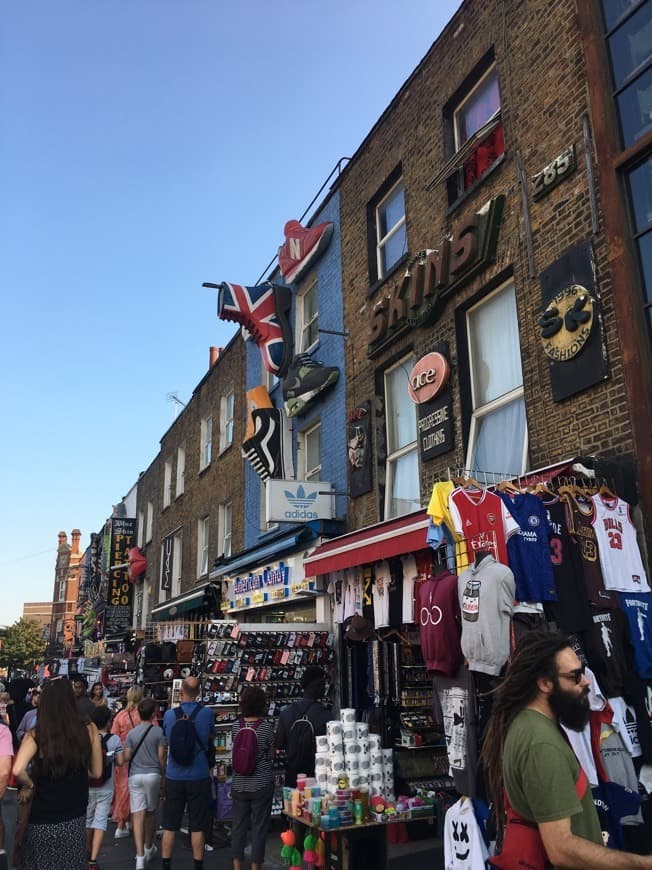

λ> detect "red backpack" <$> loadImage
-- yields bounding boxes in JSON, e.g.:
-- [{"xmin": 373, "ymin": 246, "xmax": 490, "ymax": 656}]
[{"xmin": 231, "ymin": 718, "xmax": 262, "ymax": 776}]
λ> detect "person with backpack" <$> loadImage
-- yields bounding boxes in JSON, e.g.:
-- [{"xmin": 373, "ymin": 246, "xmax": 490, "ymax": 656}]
[
  {"xmin": 121, "ymin": 697, "xmax": 167, "ymax": 870},
  {"xmin": 86, "ymin": 705, "xmax": 124, "ymax": 869},
  {"xmin": 161, "ymin": 676, "xmax": 214, "ymax": 870},
  {"xmin": 230, "ymin": 686, "xmax": 276, "ymax": 870},
  {"xmin": 275, "ymin": 666, "xmax": 331, "ymax": 787}
]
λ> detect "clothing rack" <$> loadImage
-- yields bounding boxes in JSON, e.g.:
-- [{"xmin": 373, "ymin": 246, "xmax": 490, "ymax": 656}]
[{"xmin": 446, "ymin": 467, "xmax": 519, "ymax": 486}]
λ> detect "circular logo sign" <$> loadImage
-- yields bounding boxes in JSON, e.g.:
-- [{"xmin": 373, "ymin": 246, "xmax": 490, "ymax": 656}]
[
  {"xmin": 540, "ymin": 285, "xmax": 594, "ymax": 362},
  {"xmin": 408, "ymin": 352, "xmax": 451, "ymax": 404}
]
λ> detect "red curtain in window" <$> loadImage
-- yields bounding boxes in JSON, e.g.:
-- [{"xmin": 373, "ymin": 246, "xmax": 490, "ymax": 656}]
[{"xmin": 463, "ymin": 122, "xmax": 505, "ymax": 189}]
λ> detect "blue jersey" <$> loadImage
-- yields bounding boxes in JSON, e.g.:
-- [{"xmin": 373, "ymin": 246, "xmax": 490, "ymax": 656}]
[
  {"xmin": 617, "ymin": 592, "xmax": 652, "ymax": 678},
  {"xmin": 498, "ymin": 492, "xmax": 557, "ymax": 602}
]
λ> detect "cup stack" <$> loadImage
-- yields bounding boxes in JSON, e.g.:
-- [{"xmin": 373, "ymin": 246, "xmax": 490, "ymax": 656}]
[{"xmin": 382, "ymin": 748, "xmax": 394, "ymax": 798}]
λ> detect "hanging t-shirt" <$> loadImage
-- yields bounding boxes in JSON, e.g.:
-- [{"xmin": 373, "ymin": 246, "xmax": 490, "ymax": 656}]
[
  {"xmin": 580, "ymin": 608, "xmax": 632, "ymax": 697},
  {"xmin": 361, "ymin": 565, "xmax": 374, "ymax": 623},
  {"xmin": 498, "ymin": 492, "xmax": 556, "ymax": 602},
  {"xmin": 343, "ymin": 568, "xmax": 363, "ymax": 621},
  {"xmin": 372, "ymin": 560, "xmax": 391, "ymax": 628},
  {"xmin": 609, "ymin": 696, "xmax": 642, "ymax": 759},
  {"xmin": 401, "ymin": 554, "xmax": 418, "ymax": 624},
  {"xmin": 443, "ymin": 797, "xmax": 489, "ymax": 870},
  {"xmin": 543, "ymin": 497, "xmax": 593, "ymax": 633},
  {"xmin": 561, "ymin": 666, "xmax": 606, "ymax": 787},
  {"xmin": 566, "ymin": 494, "xmax": 619, "ymax": 609},
  {"xmin": 417, "ymin": 570, "xmax": 462, "ymax": 676},
  {"xmin": 449, "ymin": 487, "xmax": 520, "ymax": 567},
  {"xmin": 591, "ymin": 494, "xmax": 651, "ymax": 593},
  {"xmin": 617, "ymin": 592, "xmax": 652, "ymax": 678},
  {"xmin": 428, "ymin": 481, "xmax": 464, "ymax": 573},
  {"xmin": 327, "ymin": 571, "xmax": 346, "ymax": 624}
]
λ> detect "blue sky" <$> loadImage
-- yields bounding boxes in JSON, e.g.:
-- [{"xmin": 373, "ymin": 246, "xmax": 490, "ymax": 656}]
[{"xmin": 0, "ymin": 1, "xmax": 460, "ymax": 626}]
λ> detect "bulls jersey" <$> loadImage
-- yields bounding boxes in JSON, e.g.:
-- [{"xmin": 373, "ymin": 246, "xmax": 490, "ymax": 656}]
[
  {"xmin": 544, "ymin": 498, "xmax": 593, "ymax": 633},
  {"xmin": 449, "ymin": 488, "xmax": 520, "ymax": 566},
  {"xmin": 591, "ymin": 494, "xmax": 650, "ymax": 593},
  {"xmin": 566, "ymin": 494, "xmax": 619, "ymax": 609},
  {"xmin": 498, "ymin": 492, "xmax": 557, "ymax": 602}
]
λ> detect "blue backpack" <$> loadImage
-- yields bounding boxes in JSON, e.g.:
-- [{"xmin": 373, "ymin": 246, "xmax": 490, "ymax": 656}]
[{"xmin": 169, "ymin": 704, "xmax": 203, "ymax": 766}]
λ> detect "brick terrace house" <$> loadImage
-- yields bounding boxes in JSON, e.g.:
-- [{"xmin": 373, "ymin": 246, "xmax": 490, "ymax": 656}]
[{"xmin": 48, "ymin": 529, "xmax": 83, "ymax": 655}]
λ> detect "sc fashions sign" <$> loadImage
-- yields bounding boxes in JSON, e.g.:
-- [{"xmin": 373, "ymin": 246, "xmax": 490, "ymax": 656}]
[{"xmin": 266, "ymin": 480, "xmax": 335, "ymax": 524}]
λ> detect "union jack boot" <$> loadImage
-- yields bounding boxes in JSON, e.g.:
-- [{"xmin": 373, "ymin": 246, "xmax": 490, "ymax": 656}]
[
  {"xmin": 278, "ymin": 220, "xmax": 334, "ymax": 285},
  {"xmin": 218, "ymin": 281, "xmax": 293, "ymax": 377}
]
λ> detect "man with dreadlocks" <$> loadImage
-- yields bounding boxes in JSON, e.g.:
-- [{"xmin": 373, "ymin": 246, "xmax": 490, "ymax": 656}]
[{"xmin": 481, "ymin": 630, "xmax": 652, "ymax": 869}]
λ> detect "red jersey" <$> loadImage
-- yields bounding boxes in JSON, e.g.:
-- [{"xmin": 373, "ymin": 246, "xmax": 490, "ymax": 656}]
[{"xmin": 449, "ymin": 487, "xmax": 520, "ymax": 566}]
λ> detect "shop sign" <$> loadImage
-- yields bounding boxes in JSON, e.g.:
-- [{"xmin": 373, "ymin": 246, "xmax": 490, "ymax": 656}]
[
  {"xmin": 532, "ymin": 145, "xmax": 576, "ymax": 200},
  {"xmin": 105, "ymin": 517, "xmax": 136, "ymax": 636},
  {"xmin": 539, "ymin": 240, "xmax": 608, "ymax": 402},
  {"xmin": 228, "ymin": 563, "xmax": 290, "ymax": 610},
  {"xmin": 367, "ymin": 196, "xmax": 504, "ymax": 358},
  {"xmin": 408, "ymin": 351, "xmax": 450, "ymax": 404},
  {"xmin": 160, "ymin": 533, "xmax": 174, "ymax": 592},
  {"xmin": 265, "ymin": 480, "xmax": 334, "ymax": 523},
  {"xmin": 347, "ymin": 402, "xmax": 373, "ymax": 498}
]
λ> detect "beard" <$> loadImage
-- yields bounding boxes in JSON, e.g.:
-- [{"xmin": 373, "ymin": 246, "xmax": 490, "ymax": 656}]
[{"xmin": 548, "ymin": 681, "xmax": 590, "ymax": 731}]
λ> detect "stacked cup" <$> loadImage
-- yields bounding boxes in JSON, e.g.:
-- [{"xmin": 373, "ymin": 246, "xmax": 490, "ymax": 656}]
[
  {"xmin": 382, "ymin": 748, "xmax": 394, "ymax": 798},
  {"xmin": 326, "ymin": 721, "xmax": 344, "ymax": 792}
]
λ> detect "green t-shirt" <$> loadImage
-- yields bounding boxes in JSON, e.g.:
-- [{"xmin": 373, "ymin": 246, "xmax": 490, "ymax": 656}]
[{"xmin": 503, "ymin": 709, "xmax": 602, "ymax": 849}]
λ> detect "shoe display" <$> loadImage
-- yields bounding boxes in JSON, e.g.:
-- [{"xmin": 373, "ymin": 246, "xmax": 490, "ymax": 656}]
[
  {"xmin": 244, "ymin": 385, "xmax": 274, "ymax": 441},
  {"xmin": 282, "ymin": 353, "xmax": 340, "ymax": 417},
  {"xmin": 278, "ymin": 219, "xmax": 334, "ymax": 285},
  {"xmin": 218, "ymin": 281, "xmax": 293, "ymax": 377},
  {"xmin": 241, "ymin": 407, "xmax": 294, "ymax": 481}
]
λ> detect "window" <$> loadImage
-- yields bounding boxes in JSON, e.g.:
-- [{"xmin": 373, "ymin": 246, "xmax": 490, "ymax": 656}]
[
  {"xmin": 176, "ymin": 446, "xmax": 185, "ymax": 496},
  {"xmin": 163, "ymin": 460, "xmax": 173, "ymax": 508},
  {"xmin": 219, "ymin": 502, "xmax": 233, "ymax": 558},
  {"xmin": 137, "ymin": 510, "xmax": 144, "ymax": 548},
  {"xmin": 145, "ymin": 501, "xmax": 153, "ymax": 543},
  {"xmin": 200, "ymin": 415, "xmax": 213, "ymax": 470},
  {"xmin": 297, "ymin": 280, "xmax": 319, "ymax": 352},
  {"xmin": 384, "ymin": 356, "xmax": 420, "ymax": 518},
  {"xmin": 627, "ymin": 156, "xmax": 652, "ymax": 332},
  {"xmin": 466, "ymin": 282, "xmax": 528, "ymax": 474},
  {"xmin": 375, "ymin": 179, "xmax": 407, "ymax": 280},
  {"xmin": 172, "ymin": 531, "xmax": 183, "ymax": 597},
  {"xmin": 220, "ymin": 393, "xmax": 235, "ymax": 452},
  {"xmin": 198, "ymin": 516, "xmax": 210, "ymax": 577},
  {"xmin": 446, "ymin": 64, "xmax": 504, "ymax": 205},
  {"xmin": 300, "ymin": 422, "xmax": 321, "ymax": 480},
  {"xmin": 57, "ymin": 577, "xmax": 66, "ymax": 602}
]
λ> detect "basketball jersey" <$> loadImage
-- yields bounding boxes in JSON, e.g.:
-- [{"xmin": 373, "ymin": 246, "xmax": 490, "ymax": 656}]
[
  {"xmin": 543, "ymin": 498, "xmax": 593, "ymax": 633},
  {"xmin": 497, "ymin": 492, "xmax": 557, "ymax": 602},
  {"xmin": 566, "ymin": 495, "xmax": 619, "ymax": 609},
  {"xmin": 449, "ymin": 487, "xmax": 520, "ymax": 566},
  {"xmin": 591, "ymin": 494, "xmax": 650, "ymax": 593}
]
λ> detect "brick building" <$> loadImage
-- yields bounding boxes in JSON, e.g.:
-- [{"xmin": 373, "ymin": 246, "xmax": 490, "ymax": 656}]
[
  {"xmin": 304, "ymin": 0, "xmax": 652, "ymax": 541},
  {"xmin": 22, "ymin": 602, "xmax": 53, "ymax": 637},
  {"xmin": 48, "ymin": 529, "xmax": 83, "ymax": 654}
]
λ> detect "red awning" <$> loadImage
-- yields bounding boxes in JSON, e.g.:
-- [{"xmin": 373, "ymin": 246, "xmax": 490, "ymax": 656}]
[{"xmin": 303, "ymin": 510, "xmax": 430, "ymax": 577}]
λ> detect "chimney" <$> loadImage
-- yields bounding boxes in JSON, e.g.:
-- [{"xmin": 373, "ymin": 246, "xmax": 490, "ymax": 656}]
[
  {"xmin": 57, "ymin": 531, "xmax": 68, "ymax": 549},
  {"xmin": 71, "ymin": 528, "xmax": 81, "ymax": 555},
  {"xmin": 209, "ymin": 346, "xmax": 222, "ymax": 369}
]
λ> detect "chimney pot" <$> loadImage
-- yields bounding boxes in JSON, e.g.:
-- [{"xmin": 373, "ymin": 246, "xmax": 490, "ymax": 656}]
[{"xmin": 209, "ymin": 346, "xmax": 223, "ymax": 368}]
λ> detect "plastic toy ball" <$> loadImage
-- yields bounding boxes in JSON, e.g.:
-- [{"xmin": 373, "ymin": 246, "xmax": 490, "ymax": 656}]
[{"xmin": 281, "ymin": 830, "xmax": 296, "ymax": 847}]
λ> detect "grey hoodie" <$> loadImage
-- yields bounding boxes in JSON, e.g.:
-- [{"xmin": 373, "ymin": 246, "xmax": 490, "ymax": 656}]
[{"xmin": 457, "ymin": 555, "xmax": 515, "ymax": 675}]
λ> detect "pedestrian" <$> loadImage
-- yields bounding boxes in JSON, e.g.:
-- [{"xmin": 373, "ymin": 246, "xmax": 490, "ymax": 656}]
[
  {"xmin": 11, "ymin": 678, "xmax": 102, "ymax": 870},
  {"xmin": 230, "ymin": 686, "xmax": 276, "ymax": 870},
  {"xmin": 90, "ymin": 682, "xmax": 108, "ymax": 707},
  {"xmin": 121, "ymin": 697, "xmax": 167, "ymax": 870},
  {"xmin": 0, "ymin": 711, "xmax": 14, "ymax": 850},
  {"xmin": 16, "ymin": 686, "xmax": 40, "ymax": 743},
  {"xmin": 111, "ymin": 685, "xmax": 144, "ymax": 838},
  {"xmin": 161, "ymin": 676, "xmax": 215, "ymax": 870},
  {"xmin": 481, "ymin": 630, "xmax": 652, "ymax": 869},
  {"xmin": 275, "ymin": 665, "xmax": 330, "ymax": 786},
  {"xmin": 86, "ymin": 705, "xmax": 123, "ymax": 869},
  {"xmin": 73, "ymin": 676, "xmax": 97, "ymax": 722}
]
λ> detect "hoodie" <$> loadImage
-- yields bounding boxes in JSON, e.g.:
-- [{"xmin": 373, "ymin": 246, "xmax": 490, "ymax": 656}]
[{"xmin": 457, "ymin": 555, "xmax": 515, "ymax": 675}]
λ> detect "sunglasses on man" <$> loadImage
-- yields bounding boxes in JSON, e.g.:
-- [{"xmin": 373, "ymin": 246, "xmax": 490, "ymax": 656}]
[{"xmin": 557, "ymin": 663, "xmax": 586, "ymax": 684}]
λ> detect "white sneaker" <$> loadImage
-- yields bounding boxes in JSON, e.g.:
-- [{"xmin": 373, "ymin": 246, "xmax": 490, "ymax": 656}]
[
  {"xmin": 114, "ymin": 826, "xmax": 130, "ymax": 839},
  {"xmin": 144, "ymin": 844, "xmax": 157, "ymax": 864},
  {"xmin": 136, "ymin": 856, "xmax": 145, "ymax": 870}
]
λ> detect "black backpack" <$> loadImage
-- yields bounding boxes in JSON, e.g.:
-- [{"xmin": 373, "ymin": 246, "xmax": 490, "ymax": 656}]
[
  {"xmin": 89, "ymin": 733, "xmax": 113, "ymax": 787},
  {"xmin": 169, "ymin": 704, "xmax": 204, "ymax": 766},
  {"xmin": 286, "ymin": 701, "xmax": 317, "ymax": 777}
]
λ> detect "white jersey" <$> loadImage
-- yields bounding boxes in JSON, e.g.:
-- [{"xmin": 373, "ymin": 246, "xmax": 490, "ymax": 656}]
[
  {"xmin": 401, "ymin": 554, "xmax": 418, "ymax": 624},
  {"xmin": 591, "ymin": 495, "xmax": 650, "ymax": 593},
  {"xmin": 372, "ymin": 560, "xmax": 391, "ymax": 628}
]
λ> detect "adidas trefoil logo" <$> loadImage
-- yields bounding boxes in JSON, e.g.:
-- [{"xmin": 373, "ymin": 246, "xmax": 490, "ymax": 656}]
[{"xmin": 283, "ymin": 484, "xmax": 319, "ymax": 519}]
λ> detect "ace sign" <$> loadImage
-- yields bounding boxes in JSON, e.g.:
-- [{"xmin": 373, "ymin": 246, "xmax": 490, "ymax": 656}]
[{"xmin": 409, "ymin": 345, "xmax": 454, "ymax": 462}]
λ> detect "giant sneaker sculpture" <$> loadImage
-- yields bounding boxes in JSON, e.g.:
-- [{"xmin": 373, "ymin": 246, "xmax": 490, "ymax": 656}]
[
  {"xmin": 278, "ymin": 219, "xmax": 334, "ymax": 285},
  {"xmin": 282, "ymin": 353, "xmax": 339, "ymax": 418}
]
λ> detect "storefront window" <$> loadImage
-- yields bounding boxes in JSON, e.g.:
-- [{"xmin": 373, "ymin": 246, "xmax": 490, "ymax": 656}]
[
  {"xmin": 384, "ymin": 356, "xmax": 420, "ymax": 518},
  {"xmin": 627, "ymin": 157, "xmax": 652, "ymax": 331}
]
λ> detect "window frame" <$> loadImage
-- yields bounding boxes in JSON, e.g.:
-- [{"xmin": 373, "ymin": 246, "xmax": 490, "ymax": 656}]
[
  {"xmin": 200, "ymin": 415, "xmax": 213, "ymax": 471},
  {"xmin": 137, "ymin": 510, "xmax": 144, "ymax": 548},
  {"xmin": 163, "ymin": 459, "xmax": 173, "ymax": 508},
  {"xmin": 176, "ymin": 445, "xmax": 185, "ymax": 497},
  {"xmin": 383, "ymin": 354, "xmax": 420, "ymax": 519},
  {"xmin": 198, "ymin": 515, "xmax": 210, "ymax": 578},
  {"xmin": 219, "ymin": 393, "xmax": 235, "ymax": 453},
  {"xmin": 375, "ymin": 178, "xmax": 407, "ymax": 281},
  {"xmin": 219, "ymin": 501, "xmax": 233, "ymax": 559},
  {"xmin": 145, "ymin": 501, "xmax": 153, "ymax": 543},
  {"xmin": 453, "ymin": 63, "xmax": 501, "ymax": 151},
  {"xmin": 300, "ymin": 421, "xmax": 322, "ymax": 481},
  {"xmin": 464, "ymin": 280, "xmax": 528, "ymax": 475},
  {"xmin": 296, "ymin": 279, "xmax": 320, "ymax": 353}
]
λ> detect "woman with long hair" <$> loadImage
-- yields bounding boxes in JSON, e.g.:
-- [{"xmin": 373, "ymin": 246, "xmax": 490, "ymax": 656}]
[
  {"xmin": 12, "ymin": 678, "xmax": 102, "ymax": 869},
  {"xmin": 110, "ymin": 685, "xmax": 143, "ymax": 837},
  {"xmin": 90, "ymin": 682, "xmax": 108, "ymax": 707}
]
